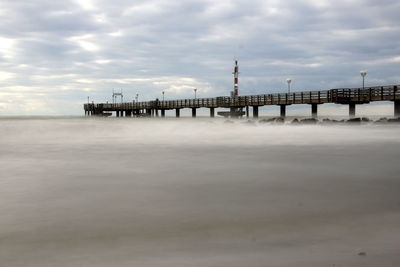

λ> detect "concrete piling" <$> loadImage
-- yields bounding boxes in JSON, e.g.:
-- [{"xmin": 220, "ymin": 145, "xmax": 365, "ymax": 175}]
[
  {"xmin": 280, "ymin": 105, "xmax": 286, "ymax": 118},
  {"xmin": 349, "ymin": 103, "xmax": 356, "ymax": 118},
  {"xmin": 253, "ymin": 106, "xmax": 259, "ymax": 118},
  {"xmin": 311, "ymin": 104, "xmax": 318, "ymax": 118},
  {"xmin": 210, "ymin": 107, "xmax": 215, "ymax": 118},
  {"xmin": 395, "ymin": 100, "xmax": 400, "ymax": 117}
]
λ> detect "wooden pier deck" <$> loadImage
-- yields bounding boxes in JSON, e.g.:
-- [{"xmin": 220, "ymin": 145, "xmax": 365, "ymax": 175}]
[{"xmin": 84, "ymin": 84, "xmax": 400, "ymax": 118}]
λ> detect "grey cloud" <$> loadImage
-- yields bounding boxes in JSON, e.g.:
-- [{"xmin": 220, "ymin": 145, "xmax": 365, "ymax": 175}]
[{"xmin": 0, "ymin": 0, "xmax": 399, "ymax": 114}]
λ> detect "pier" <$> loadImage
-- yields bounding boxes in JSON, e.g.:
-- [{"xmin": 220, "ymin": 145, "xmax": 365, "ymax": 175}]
[{"xmin": 84, "ymin": 84, "xmax": 400, "ymax": 118}]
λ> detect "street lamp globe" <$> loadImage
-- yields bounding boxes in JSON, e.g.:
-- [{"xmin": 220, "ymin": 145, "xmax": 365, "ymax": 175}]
[
  {"xmin": 360, "ymin": 71, "xmax": 367, "ymax": 77},
  {"xmin": 360, "ymin": 71, "xmax": 367, "ymax": 89},
  {"xmin": 286, "ymin": 78, "xmax": 292, "ymax": 93}
]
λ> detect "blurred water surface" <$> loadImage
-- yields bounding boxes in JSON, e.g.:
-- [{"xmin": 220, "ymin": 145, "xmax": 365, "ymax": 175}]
[{"xmin": 1, "ymin": 117, "xmax": 400, "ymax": 266}]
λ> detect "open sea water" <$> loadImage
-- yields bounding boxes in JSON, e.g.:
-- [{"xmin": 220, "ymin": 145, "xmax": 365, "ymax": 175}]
[{"xmin": 1, "ymin": 117, "xmax": 400, "ymax": 266}]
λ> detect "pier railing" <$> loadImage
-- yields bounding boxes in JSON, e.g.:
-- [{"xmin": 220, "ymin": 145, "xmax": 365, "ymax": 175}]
[{"xmin": 84, "ymin": 85, "xmax": 399, "ymax": 113}]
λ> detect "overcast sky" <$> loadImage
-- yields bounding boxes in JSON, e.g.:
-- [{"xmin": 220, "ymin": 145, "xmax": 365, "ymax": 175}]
[{"xmin": 0, "ymin": 0, "xmax": 399, "ymax": 115}]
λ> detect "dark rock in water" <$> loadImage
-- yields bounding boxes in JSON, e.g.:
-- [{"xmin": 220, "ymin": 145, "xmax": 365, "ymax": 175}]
[
  {"xmin": 361, "ymin": 117, "xmax": 370, "ymax": 122},
  {"xmin": 300, "ymin": 118, "xmax": 318, "ymax": 124},
  {"xmin": 224, "ymin": 120, "xmax": 234, "ymax": 124},
  {"xmin": 291, "ymin": 118, "xmax": 300, "ymax": 124},
  {"xmin": 358, "ymin": 252, "xmax": 366, "ymax": 256},
  {"xmin": 321, "ymin": 118, "xmax": 341, "ymax": 124},
  {"xmin": 374, "ymin": 117, "xmax": 388, "ymax": 124},
  {"xmin": 388, "ymin": 117, "xmax": 400, "ymax": 123},
  {"xmin": 259, "ymin": 117, "xmax": 284, "ymax": 123},
  {"xmin": 346, "ymin": 118, "xmax": 361, "ymax": 123},
  {"xmin": 243, "ymin": 120, "xmax": 256, "ymax": 125},
  {"xmin": 259, "ymin": 118, "xmax": 277, "ymax": 123}
]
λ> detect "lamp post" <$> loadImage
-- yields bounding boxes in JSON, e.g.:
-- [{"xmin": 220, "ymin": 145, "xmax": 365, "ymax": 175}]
[
  {"xmin": 87, "ymin": 96, "xmax": 89, "ymax": 105},
  {"xmin": 194, "ymin": 88, "xmax": 197, "ymax": 99},
  {"xmin": 360, "ymin": 71, "xmax": 367, "ymax": 89},
  {"xmin": 135, "ymin": 94, "xmax": 139, "ymax": 102},
  {"xmin": 162, "ymin": 91, "xmax": 165, "ymax": 101},
  {"xmin": 286, "ymin": 78, "xmax": 292, "ymax": 93}
]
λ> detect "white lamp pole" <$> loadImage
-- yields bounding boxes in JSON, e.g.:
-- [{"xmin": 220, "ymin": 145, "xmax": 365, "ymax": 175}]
[
  {"xmin": 135, "ymin": 94, "xmax": 139, "ymax": 102},
  {"xmin": 194, "ymin": 88, "xmax": 197, "ymax": 99},
  {"xmin": 286, "ymin": 78, "xmax": 292, "ymax": 93},
  {"xmin": 360, "ymin": 71, "xmax": 367, "ymax": 89},
  {"xmin": 162, "ymin": 91, "xmax": 165, "ymax": 101}
]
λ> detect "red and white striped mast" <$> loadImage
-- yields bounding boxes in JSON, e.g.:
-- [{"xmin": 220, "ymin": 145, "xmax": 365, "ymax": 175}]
[{"xmin": 233, "ymin": 60, "xmax": 239, "ymax": 96}]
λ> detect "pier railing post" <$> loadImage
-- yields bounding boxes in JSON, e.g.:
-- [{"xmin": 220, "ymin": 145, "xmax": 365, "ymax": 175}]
[{"xmin": 395, "ymin": 86, "xmax": 399, "ymax": 117}]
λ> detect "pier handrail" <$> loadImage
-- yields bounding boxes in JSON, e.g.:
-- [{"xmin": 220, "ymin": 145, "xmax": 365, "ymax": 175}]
[{"xmin": 84, "ymin": 84, "xmax": 400, "ymax": 113}]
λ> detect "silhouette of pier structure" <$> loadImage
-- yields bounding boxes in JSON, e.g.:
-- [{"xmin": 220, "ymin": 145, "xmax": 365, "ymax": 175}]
[{"xmin": 84, "ymin": 85, "xmax": 400, "ymax": 118}]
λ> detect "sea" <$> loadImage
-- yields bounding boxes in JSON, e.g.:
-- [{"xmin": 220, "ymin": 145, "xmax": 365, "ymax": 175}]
[{"xmin": 1, "ymin": 116, "xmax": 400, "ymax": 266}]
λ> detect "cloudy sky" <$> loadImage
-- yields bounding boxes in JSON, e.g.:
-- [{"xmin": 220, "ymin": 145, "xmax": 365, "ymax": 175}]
[{"xmin": 0, "ymin": 0, "xmax": 399, "ymax": 115}]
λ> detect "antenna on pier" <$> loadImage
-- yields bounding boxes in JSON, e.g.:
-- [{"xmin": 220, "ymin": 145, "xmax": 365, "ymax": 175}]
[{"xmin": 232, "ymin": 59, "xmax": 239, "ymax": 97}]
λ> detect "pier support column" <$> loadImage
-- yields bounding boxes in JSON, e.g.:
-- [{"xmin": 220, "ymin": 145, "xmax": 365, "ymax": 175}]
[
  {"xmin": 252, "ymin": 106, "xmax": 259, "ymax": 118},
  {"xmin": 349, "ymin": 103, "xmax": 356, "ymax": 118},
  {"xmin": 246, "ymin": 106, "xmax": 249, "ymax": 118},
  {"xmin": 192, "ymin": 108, "xmax": 197, "ymax": 118},
  {"xmin": 161, "ymin": 109, "xmax": 165, "ymax": 117},
  {"xmin": 311, "ymin": 103, "xmax": 318, "ymax": 118},
  {"xmin": 280, "ymin": 105, "xmax": 286, "ymax": 118},
  {"xmin": 395, "ymin": 100, "xmax": 400, "ymax": 117},
  {"xmin": 210, "ymin": 107, "xmax": 215, "ymax": 118},
  {"xmin": 176, "ymin": 109, "xmax": 180, "ymax": 118},
  {"xmin": 116, "ymin": 111, "xmax": 120, "ymax": 117},
  {"xmin": 155, "ymin": 109, "xmax": 159, "ymax": 117}
]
